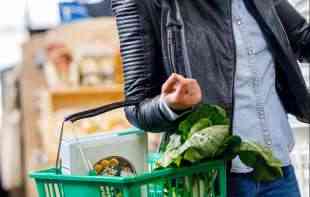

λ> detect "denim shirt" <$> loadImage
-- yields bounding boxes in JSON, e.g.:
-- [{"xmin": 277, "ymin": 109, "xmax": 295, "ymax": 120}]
[
  {"xmin": 160, "ymin": 0, "xmax": 295, "ymax": 173},
  {"xmin": 231, "ymin": 0, "xmax": 294, "ymax": 173}
]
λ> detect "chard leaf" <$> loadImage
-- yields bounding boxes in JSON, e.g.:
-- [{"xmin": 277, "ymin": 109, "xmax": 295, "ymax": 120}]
[
  {"xmin": 157, "ymin": 134, "xmax": 182, "ymax": 168},
  {"xmin": 238, "ymin": 141, "xmax": 283, "ymax": 181},
  {"xmin": 157, "ymin": 125, "xmax": 230, "ymax": 168},
  {"xmin": 189, "ymin": 118, "xmax": 212, "ymax": 137},
  {"xmin": 184, "ymin": 148, "xmax": 204, "ymax": 163},
  {"xmin": 178, "ymin": 104, "xmax": 229, "ymax": 141},
  {"xmin": 215, "ymin": 135, "xmax": 242, "ymax": 161},
  {"xmin": 186, "ymin": 125, "xmax": 230, "ymax": 158}
]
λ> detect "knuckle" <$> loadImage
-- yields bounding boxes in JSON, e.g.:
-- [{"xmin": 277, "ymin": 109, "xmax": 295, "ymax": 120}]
[
  {"xmin": 168, "ymin": 74, "xmax": 176, "ymax": 81},
  {"xmin": 187, "ymin": 79, "xmax": 197, "ymax": 85},
  {"xmin": 178, "ymin": 81, "xmax": 186, "ymax": 87},
  {"xmin": 161, "ymin": 86, "xmax": 165, "ymax": 92},
  {"xmin": 191, "ymin": 79, "xmax": 199, "ymax": 85}
]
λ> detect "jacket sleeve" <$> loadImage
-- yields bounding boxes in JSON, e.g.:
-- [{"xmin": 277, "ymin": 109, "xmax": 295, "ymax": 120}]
[
  {"xmin": 112, "ymin": 0, "xmax": 178, "ymax": 132},
  {"xmin": 274, "ymin": 0, "xmax": 310, "ymax": 62}
]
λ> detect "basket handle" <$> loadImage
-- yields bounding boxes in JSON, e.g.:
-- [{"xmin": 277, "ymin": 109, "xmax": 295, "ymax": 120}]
[{"xmin": 55, "ymin": 100, "xmax": 140, "ymax": 172}]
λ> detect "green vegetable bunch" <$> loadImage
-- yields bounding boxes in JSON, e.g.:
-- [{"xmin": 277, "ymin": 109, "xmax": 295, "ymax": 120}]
[{"xmin": 157, "ymin": 104, "xmax": 283, "ymax": 182}]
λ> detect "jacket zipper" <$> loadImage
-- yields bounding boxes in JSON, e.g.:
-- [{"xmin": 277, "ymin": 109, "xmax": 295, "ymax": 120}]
[
  {"xmin": 167, "ymin": 29, "xmax": 177, "ymax": 73},
  {"xmin": 161, "ymin": 6, "xmax": 173, "ymax": 75},
  {"xmin": 174, "ymin": 0, "xmax": 193, "ymax": 78},
  {"xmin": 229, "ymin": 0, "xmax": 237, "ymax": 134}
]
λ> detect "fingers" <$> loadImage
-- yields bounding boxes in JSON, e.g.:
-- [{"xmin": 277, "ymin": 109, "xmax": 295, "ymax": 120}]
[
  {"xmin": 162, "ymin": 74, "xmax": 199, "ymax": 94},
  {"xmin": 161, "ymin": 74, "xmax": 202, "ymax": 110},
  {"xmin": 162, "ymin": 73, "xmax": 201, "ymax": 100},
  {"xmin": 172, "ymin": 78, "xmax": 200, "ymax": 97},
  {"xmin": 161, "ymin": 73, "xmax": 176, "ymax": 94},
  {"xmin": 185, "ymin": 79, "xmax": 200, "ymax": 94},
  {"xmin": 178, "ymin": 78, "xmax": 198, "ymax": 94},
  {"xmin": 162, "ymin": 73, "xmax": 185, "ymax": 94}
]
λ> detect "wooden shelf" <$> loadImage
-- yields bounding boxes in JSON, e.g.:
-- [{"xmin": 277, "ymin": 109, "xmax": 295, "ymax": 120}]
[
  {"xmin": 48, "ymin": 85, "xmax": 124, "ymax": 111},
  {"xmin": 48, "ymin": 84, "xmax": 123, "ymax": 95}
]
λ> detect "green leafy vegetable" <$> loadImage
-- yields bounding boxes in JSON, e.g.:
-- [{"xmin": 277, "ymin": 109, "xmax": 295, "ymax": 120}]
[
  {"xmin": 215, "ymin": 135, "xmax": 242, "ymax": 161},
  {"xmin": 157, "ymin": 134, "xmax": 183, "ymax": 168},
  {"xmin": 158, "ymin": 104, "xmax": 283, "ymax": 182},
  {"xmin": 184, "ymin": 125, "xmax": 230, "ymax": 160},
  {"xmin": 178, "ymin": 104, "xmax": 229, "ymax": 141},
  {"xmin": 238, "ymin": 141, "xmax": 283, "ymax": 181},
  {"xmin": 189, "ymin": 118, "xmax": 212, "ymax": 137},
  {"xmin": 183, "ymin": 148, "xmax": 203, "ymax": 163},
  {"xmin": 157, "ymin": 125, "xmax": 229, "ymax": 167}
]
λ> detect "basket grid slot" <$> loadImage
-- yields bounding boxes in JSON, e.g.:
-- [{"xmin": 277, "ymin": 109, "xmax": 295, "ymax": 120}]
[
  {"xmin": 100, "ymin": 186, "xmax": 122, "ymax": 197},
  {"xmin": 44, "ymin": 183, "xmax": 64, "ymax": 197}
]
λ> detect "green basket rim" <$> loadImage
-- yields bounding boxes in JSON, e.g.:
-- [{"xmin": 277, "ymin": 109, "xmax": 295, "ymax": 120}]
[{"xmin": 29, "ymin": 160, "xmax": 225, "ymax": 186}]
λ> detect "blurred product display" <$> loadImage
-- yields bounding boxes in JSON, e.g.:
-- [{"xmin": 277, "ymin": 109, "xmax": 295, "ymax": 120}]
[
  {"xmin": 75, "ymin": 46, "xmax": 116, "ymax": 86},
  {"xmin": 43, "ymin": 42, "xmax": 118, "ymax": 88},
  {"xmin": 0, "ymin": 67, "xmax": 22, "ymax": 191},
  {"xmin": 44, "ymin": 42, "xmax": 76, "ymax": 87},
  {"xmin": 17, "ymin": 17, "xmax": 138, "ymax": 197},
  {"xmin": 11, "ymin": 17, "xmax": 160, "ymax": 197}
]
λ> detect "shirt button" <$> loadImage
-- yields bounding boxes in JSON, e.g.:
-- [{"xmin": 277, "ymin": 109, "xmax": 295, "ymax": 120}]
[
  {"xmin": 237, "ymin": 19, "xmax": 242, "ymax": 25},
  {"xmin": 248, "ymin": 49, "xmax": 254, "ymax": 55},
  {"xmin": 266, "ymin": 140, "xmax": 272, "ymax": 146}
]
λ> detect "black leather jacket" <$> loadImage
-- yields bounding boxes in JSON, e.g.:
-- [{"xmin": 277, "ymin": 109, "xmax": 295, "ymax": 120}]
[{"xmin": 112, "ymin": 0, "xmax": 310, "ymax": 132}]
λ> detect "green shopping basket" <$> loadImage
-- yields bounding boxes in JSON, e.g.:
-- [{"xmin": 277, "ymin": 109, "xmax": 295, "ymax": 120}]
[{"xmin": 29, "ymin": 101, "xmax": 227, "ymax": 197}]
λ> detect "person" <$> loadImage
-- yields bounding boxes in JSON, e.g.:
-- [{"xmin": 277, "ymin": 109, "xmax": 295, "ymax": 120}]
[{"xmin": 112, "ymin": 0, "xmax": 310, "ymax": 196}]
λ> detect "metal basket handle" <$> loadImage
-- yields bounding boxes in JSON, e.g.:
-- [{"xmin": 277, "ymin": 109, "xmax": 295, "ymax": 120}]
[{"xmin": 55, "ymin": 100, "xmax": 140, "ymax": 172}]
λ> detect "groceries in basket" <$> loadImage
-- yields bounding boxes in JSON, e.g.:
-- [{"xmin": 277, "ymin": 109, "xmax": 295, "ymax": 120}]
[
  {"xmin": 93, "ymin": 156, "xmax": 136, "ymax": 176},
  {"xmin": 60, "ymin": 129, "xmax": 148, "ymax": 176},
  {"xmin": 30, "ymin": 101, "xmax": 227, "ymax": 197}
]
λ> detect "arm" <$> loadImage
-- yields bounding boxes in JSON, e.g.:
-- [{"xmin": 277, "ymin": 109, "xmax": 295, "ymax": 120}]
[
  {"xmin": 274, "ymin": 0, "xmax": 310, "ymax": 62},
  {"xmin": 112, "ymin": 0, "xmax": 177, "ymax": 132}
]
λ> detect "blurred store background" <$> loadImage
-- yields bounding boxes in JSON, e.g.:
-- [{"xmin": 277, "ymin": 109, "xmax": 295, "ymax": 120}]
[{"xmin": 0, "ymin": 0, "xmax": 308, "ymax": 197}]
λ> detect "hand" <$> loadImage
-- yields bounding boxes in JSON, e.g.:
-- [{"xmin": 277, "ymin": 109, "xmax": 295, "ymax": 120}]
[{"xmin": 161, "ymin": 73, "xmax": 202, "ymax": 111}]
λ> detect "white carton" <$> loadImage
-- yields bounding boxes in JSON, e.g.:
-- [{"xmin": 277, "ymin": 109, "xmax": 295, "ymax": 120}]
[{"xmin": 60, "ymin": 129, "xmax": 148, "ymax": 176}]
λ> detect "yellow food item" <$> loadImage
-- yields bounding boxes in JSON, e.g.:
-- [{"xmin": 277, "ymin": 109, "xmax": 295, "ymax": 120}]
[
  {"xmin": 100, "ymin": 160, "xmax": 110, "ymax": 168},
  {"xmin": 94, "ymin": 164, "xmax": 103, "ymax": 173},
  {"xmin": 110, "ymin": 158, "xmax": 119, "ymax": 166}
]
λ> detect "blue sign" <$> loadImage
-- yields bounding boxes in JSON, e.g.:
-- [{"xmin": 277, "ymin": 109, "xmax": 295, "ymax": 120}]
[{"xmin": 59, "ymin": 2, "xmax": 89, "ymax": 23}]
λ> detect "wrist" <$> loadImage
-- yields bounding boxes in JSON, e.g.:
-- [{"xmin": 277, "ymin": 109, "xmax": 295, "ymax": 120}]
[
  {"xmin": 170, "ymin": 105, "xmax": 193, "ymax": 115},
  {"xmin": 160, "ymin": 95, "xmax": 195, "ymax": 117}
]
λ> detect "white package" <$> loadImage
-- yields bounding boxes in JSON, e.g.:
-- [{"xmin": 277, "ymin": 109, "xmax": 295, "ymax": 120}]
[{"xmin": 60, "ymin": 129, "xmax": 148, "ymax": 176}]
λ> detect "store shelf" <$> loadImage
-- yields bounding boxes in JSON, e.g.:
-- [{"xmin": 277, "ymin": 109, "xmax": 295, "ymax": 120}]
[
  {"xmin": 20, "ymin": 17, "xmax": 124, "ymax": 197},
  {"xmin": 49, "ymin": 84, "xmax": 123, "ymax": 95},
  {"xmin": 48, "ymin": 85, "xmax": 124, "ymax": 111}
]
